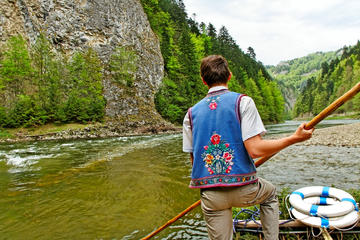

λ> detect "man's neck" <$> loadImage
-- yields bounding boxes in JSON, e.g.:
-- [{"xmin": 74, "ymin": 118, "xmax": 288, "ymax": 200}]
[
  {"xmin": 208, "ymin": 83, "xmax": 228, "ymax": 89},
  {"xmin": 208, "ymin": 85, "xmax": 228, "ymax": 93}
]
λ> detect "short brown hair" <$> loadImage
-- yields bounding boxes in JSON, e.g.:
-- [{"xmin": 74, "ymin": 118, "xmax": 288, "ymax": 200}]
[{"xmin": 200, "ymin": 55, "xmax": 230, "ymax": 87}]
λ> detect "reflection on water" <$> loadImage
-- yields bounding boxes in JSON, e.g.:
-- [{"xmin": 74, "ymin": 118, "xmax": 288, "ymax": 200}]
[{"xmin": 0, "ymin": 120, "xmax": 359, "ymax": 239}]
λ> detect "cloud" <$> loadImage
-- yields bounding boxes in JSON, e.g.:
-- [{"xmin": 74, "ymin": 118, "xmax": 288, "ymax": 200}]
[{"xmin": 183, "ymin": 0, "xmax": 360, "ymax": 65}]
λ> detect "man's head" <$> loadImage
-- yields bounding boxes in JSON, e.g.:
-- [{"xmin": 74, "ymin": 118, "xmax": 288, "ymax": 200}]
[{"xmin": 200, "ymin": 55, "xmax": 231, "ymax": 87}]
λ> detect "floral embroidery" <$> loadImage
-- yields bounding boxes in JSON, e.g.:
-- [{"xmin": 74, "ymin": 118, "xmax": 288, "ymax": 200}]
[
  {"xmin": 201, "ymin": 133, "xmax": 234, "ymax": 175},
  {"xmin": 190, "ymin": 174, "xmax": 257, "ymax": 187},
  {"xmin": 206, "ymin": 96, "xmax": 220, "ymax": 110},
  {"xmin": 205, "ymin": 154, "xmax": 213, "ymax": 164},
  {"xmin": 211, "ymin": 134, "xmax": 221, "ymax": 145}
]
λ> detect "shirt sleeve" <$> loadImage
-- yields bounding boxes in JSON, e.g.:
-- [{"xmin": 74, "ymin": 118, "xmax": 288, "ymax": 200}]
[
  {"xmin": 240, "ymin": 96, "xmax": 267, "ymax": 141},
  {"xmin": 182, "ymin": 111, "xmax": 193, "ymax": 152}
]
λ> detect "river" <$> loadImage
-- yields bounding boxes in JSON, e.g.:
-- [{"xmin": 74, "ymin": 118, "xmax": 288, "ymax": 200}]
[{"xmin": 0, "ymin": 120, "xmax": 359, "ymax": 239}]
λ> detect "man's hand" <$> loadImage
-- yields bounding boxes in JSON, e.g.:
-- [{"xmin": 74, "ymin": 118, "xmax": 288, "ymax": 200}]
[{"xmin": 291, "ymin": 123, "xmax": 314, "ymax": 143}]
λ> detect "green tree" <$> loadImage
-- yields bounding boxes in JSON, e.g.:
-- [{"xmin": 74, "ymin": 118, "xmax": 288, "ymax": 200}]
[
  {"xmin": 64, "ymin": 49, "xmax": 105, "ymax": 123},
  {"xmin": 31, "ymin": 33, "xmax": 63, "ymax": 120},
  {"xmin": 109, "ymin": 46, "xmax": 138, "ymax": 87},
  {"xmin": 257, "ymin": 71, "xmax": 274, "ymax": 121},
  {"xmin": 270, "ymin": 81, "xmax": 285, "ymax": 122},
  {"xmin": 141, "ymin": 0, "xmax": 284, "ymax": 124},
  {"xmin": 247, "ymin": 47, "xmax": 256, "ymax": 60},
  {"xmin": 207, "ymin": 23, "xmax": 217, "ymax": 38},
  {"xmin": 7, "ymin": 94, "xmax": 46, "ymax": 127},
  {"xmin": 0, "ymin": 35, "xmax": 33, "ymax": 102}
]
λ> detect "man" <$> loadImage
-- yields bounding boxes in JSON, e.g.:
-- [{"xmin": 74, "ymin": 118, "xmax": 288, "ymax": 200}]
[{"xmin": 183, "ymin": 55, "xmax": 314, "ymax": 239}]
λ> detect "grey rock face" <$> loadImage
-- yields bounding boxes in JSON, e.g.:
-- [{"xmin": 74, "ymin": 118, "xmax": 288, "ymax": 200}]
[{"xmin": 0, "ymin": 0, "xmax": 164, "ymax": 123}]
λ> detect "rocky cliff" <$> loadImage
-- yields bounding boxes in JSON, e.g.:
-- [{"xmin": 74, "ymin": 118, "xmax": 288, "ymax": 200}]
[{"xmin": 1, "ymin": 0, "xmax": 165, "ymax": 127}]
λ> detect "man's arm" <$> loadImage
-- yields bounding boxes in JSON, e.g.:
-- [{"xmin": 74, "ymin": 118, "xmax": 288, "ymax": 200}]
[
  {"xmin": 190, "ymin": 153, "xmax": 194, "ymax": 166},
  {"xmin": 244, "ymin": 123, "xmax": 314, "ymax": 159},
  {"xmin": 183, "ymin": 110, "xmax": 194, "ymax": 165}
]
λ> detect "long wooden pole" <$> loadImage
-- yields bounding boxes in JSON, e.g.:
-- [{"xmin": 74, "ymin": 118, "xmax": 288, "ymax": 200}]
[
  {"xmin": 254, "ymin": 82, "xmax": 360, "ymax": 168},
  {"xmin": 303, "ymin": 82, "xmax": 360, "ymax": 130},
  {"xmin": 142, "ymin": 82, "xmax": 360, "ymax": 240},
  {"xmin": 141, "ymin": 200, "xmax": 201, "ymax": 240}
]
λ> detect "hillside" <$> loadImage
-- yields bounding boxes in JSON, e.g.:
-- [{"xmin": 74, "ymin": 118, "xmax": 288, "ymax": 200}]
[
  {"xmin": 267, "ymin": 51, "xmax": 340, "ymax": 89},
  {"xmin": 0, "ymin": 0, "xmax": 286, "ymax": 134},
  {"xmin": 141, "ymin": 0, "xmax": 285, "ymax": 124},
  {"xmin": 293, "ymin": 42, "xmax": 360, "ymax": 118},
  {"xmin": 266, "ymin": 51, "xmax": 340, "ymax": 112},
  {"xmin": 0, "ymin": 0, "xmax": 165, "ymax": 129}
]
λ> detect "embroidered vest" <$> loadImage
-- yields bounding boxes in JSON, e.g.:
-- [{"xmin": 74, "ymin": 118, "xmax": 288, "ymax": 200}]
[{"xmin": 188, "ymin": 89, "xmax": 257, "ymax": 188}]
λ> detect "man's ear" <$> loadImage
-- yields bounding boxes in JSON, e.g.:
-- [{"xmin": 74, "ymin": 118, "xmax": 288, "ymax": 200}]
[
  {"xmin": 202, "ymin": 77, "xmax": 208, "ymax": 86},
  {"xmin": 227, "ymin": 72, "xmax": 232, "ymax": 81}
]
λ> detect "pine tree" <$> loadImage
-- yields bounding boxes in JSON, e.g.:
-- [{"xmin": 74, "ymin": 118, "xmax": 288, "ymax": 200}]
[
  {"xmin": 0, "ymin": 35, "xmax": 33, "ymax": 104},
  {"xmin": 207, "ymin": 23, "xmax": 217, "ymax": 38},
  {"xmin": 247, "ymin": 47, "xmax": 256, "ymax": 60},
  {"xmin": 64, "ymin": 49, "xmax": 105, "ymax": 122},
  {"xmin": 31, "ymin": 33, "xmax": 59, "ymax": 119},
  {"xmin": 109, "ymin": 46, "xmax": 138, "ymax": 87}
]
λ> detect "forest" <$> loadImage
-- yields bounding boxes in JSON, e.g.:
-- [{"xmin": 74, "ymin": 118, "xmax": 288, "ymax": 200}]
[
  {"xmin": 0, "ymin": 34, "xmax": 141, "ymax": 128},
  {"xmin": 292, "ymin": 41, "xmax": 360, "ymax": 117},
  {"xmin": 0, "ymin": 34, "xmax": 106, "ymax": 128},
  {"xmin": 0, "ymin": 0, "xmax": 285, "ymax": 129},
  {"xmin": 267, "ymin": 51, "xmax": 338, "ymax": 91},
  {"xmin": 266, "ymin": 51, "xmax": 340, "ymax": 116},
  {"xmin": 141, "ymin": 0, "xmax": 285, "ymax": 124}
]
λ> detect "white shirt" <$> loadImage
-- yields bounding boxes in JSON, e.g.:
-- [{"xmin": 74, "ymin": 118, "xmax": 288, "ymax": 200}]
[{"xmin": 182, "ymin": 86, "xmax": 266, "ymax": 152}]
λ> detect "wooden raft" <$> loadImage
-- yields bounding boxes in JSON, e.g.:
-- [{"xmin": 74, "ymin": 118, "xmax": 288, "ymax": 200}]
[{"xmin": 235, "ymin": 219, "xmax": 360, "ymax": 228}]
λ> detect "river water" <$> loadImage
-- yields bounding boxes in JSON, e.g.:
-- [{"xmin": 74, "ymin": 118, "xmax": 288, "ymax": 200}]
[{"xmin": 0, "ymin": 120, "xmax": 359, "ymax": 239}]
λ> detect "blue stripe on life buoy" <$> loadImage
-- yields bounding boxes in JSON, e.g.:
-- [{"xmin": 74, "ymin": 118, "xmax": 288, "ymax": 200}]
[
  {"xmin": 321, "ymin": 217, "xmax": 329, "ymax": 228},
  {"xmin": 342, "ymin": 198, "xmax": 359, "ymax": 211},
  {"xmin": 319, "ymin": 197, "xmax": 327, "ymax": 205},
  {"xmin": 321, "ymin": 186, "xmax": 330, "ymax": 197},
  {"xmin": 292, "ymin": 191, "xmax": 304, "ymax": 199},
  {"xmin": 310, "ymin": 205, "xmax": 318, "ymax": 216}
]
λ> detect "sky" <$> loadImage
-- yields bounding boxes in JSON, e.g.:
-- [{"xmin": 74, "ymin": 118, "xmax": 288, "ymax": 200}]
[{"xmin": 182, "ymin": 0, "xmax": 360, "ymax": 65}]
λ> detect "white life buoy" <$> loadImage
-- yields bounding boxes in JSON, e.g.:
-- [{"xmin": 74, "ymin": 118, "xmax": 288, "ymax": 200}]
[
  {"xmin": 291, "ymin": 208, "xmax": 359, "ymax": 229},
  {"xmin": 303, "ymin": 196, "xmax": 338, "ymax": 205},
  {"xmin": 289, "ymin": 186, "xmax": 358, "ymax": 217}
]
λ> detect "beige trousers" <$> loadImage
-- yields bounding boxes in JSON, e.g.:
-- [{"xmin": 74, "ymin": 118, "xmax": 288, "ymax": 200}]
[{"xmin": 200, "ymin": 178, "xmax": 279, "ymax": 240}]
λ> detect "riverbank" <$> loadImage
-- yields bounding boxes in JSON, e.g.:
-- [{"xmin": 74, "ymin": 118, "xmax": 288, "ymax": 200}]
[
  {"xmin": 0, "ymin": 121, "xmax": 181, "ymax": 143},
  {"xmin": 1, "ymin": 120, "xmax": 359, "ymax": 146},
  {"xmin": 267, "ymin": 122, "xmax": 360, "ymax": 147},
  {"xmin": 299, "ymin": 122, "xmax": 360, "ymax": 147}
]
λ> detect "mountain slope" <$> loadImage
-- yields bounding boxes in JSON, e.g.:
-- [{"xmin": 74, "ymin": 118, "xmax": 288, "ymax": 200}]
[
  {"xmin": 141, "ymin": 0, "xmax": 285, "ymax": 124},
  {"xmin": 267, "ymin": 51, "xmax": 340, "ymax": 89},
  {"xmin": 266, "ymin": 50, "xmax": 340, "ymax": 112},
  {"xmin": 293, "ymin": 42, "xmax": 360, "ymax": 117},
  {"xmin": 0, "ymin": 0, "xmax": 165, "ymax": 128}
]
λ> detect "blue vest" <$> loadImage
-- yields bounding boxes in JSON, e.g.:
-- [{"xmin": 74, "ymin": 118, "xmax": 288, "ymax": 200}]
[{"xmin": 188, "ymin": 89, "xmax": 257, "ymax": 188}]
